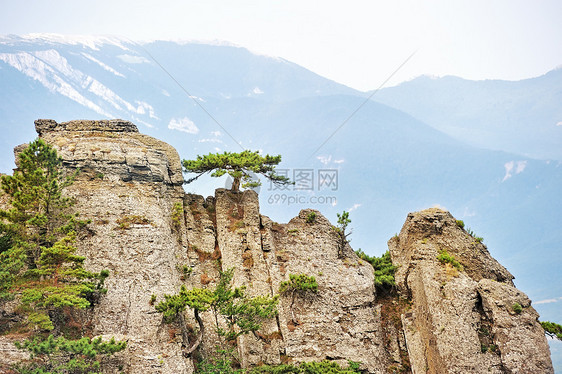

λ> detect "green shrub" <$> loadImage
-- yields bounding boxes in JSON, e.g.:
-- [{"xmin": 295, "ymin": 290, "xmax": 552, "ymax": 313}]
[
  {"xmin": 305, "ymin": 212, "xmax": 316, "ymax": 224},
  {"xmin": 355, "ymin": 249, "xmax": 396, "ymax": 291},
  {"xmin": 512, "ymin": 303, "xmax": 523, "ymax": 314},
  {"xmin": 177, "ymin": 264, "xmax": 192, "ymax": 275},
  {"xmin": 456, "ymin": 220, "xmax": 465, "ymax": 229},
  {"xmin": 249, "ymin": 359, "xmax": 361, "ymax": 373},
  {"xmin": 279, "ymin": 274, "xmax": 318, "ymax": 294},
  {"xmin": 196, "ymin": 348, "xmax": 243, "ymax": 374},
  {"xmin": 172, "ymin": 202, "xmax": 184, "ymax": 228},
  {"xmin": 437, "ymin": 249, "xmax": 463, "ymax": 271},
  {"xmin": 14, "ymin": 335, "xmax": 126, "ymax": 374}
]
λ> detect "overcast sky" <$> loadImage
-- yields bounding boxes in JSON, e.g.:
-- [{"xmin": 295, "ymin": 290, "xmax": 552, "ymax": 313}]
[{"xmin": 1, "ymin": 0, "xmax": 561, "ymax": 91}]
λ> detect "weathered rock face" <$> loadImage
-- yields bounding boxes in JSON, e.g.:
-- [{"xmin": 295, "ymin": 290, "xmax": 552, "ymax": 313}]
[
  {"xmin": 389, "ymin": 208, "xmax": 553, "ymax": 374},
  {"xmin": 36, "ymin": 119, "xmax": 184, "ymax": 185},
  {"xmin": 30, "ymin": 119, "xmax": 190, "ymax": 373},
  {"xmin": 0, "ymin": 120, "xmax": 554, "ymax": 374}
]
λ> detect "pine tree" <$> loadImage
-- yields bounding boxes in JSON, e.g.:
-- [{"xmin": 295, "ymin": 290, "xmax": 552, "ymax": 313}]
[
  {"xmin": 541, "ymin": 321, "xmax": 562, "ymax": 340},
  {"xmin": 155, "ymin": 268, "xmax": 278, "ymax": 357},
  {"xmin": 21, "ymin": 233, "xmax": 109, "ymax": 331},
  {"xmin": 182, "ymin": 150, "xmax": 292, "ymax": 192},
  {"xmin": 14, "ymin": 334, "xmax": 126, "ymax": 374},
  {"xmin": 0, "ymin": 138, "xmax": 106, "ymax": 331},
  {"xmin": 335, "ymin": 211, "xmax": 352, "ymax": 258}
]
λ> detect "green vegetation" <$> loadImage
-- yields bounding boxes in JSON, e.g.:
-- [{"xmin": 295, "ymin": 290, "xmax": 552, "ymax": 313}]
[
  {"xmin": 155, "ymin": 268, "xmax": 278, "ymax": 357},
  {"xmin": 14, "ymin": 335, "xmax": 126, "ymax": 374},
  {"xmin": 0, "ymin": 139, "xmax": 124, "ymax": 371},
  {"xmin": 437, "ymin": 249, "xmax": 463, "ymax": 271},
  {"xmin": 171, "ymin": 201, "xmax": 184, "ymax": 230},
  {"xmin": 335, "ymin": 211, "xmax": 352, "ymax": 258},
  {"xmin": 182, "ymin": 151, "xmax": 293, "ymax": 192},
  {"xmin": 481, "ymin": 343, "xmax": 497, "ymax": 353},
  {"xmin": 279, "ymin": 274, "xmax": 318, "ymax": 294},
  {"xmin": 177, "ymin": 264, "xmax": 193, "ymax": 276},
  {"xmin": 0, "ymin": 139, "xmax": 108, "ymax": 331},
  {"xmin": 279, "ymin": 274, "xmax": 318, "ymax": 324},
  {"xmin": 466, "ymin": 227, "xmax": 483, "ymax": 243},
  {"xmin": 512, "ymin": 303, "xmax": 523, "ymax": 314},
  {"xmin": 115, "ymin": 215, "xmax": 151, "ymax": 230},
  {"xmin": 248, "ymin": 360, "xmax": 361, "ymax": 373},
  {"xmin": 305, "ymin": 211, "xmax": 316, "ymax": 224},
  {"xmin": 195, "ymin": 353, "xmax": 360, "ymax": 374},
  {"xmin": 195, "ymin": 348, "xmax": 243, "ymax": 374},
  {"xmin": 457, "ymin": 220, "xmax": 484, "ymax": 243},
  {"xmin": 541, "ymin": 321, "xmax": 562, "ymax": 340},
  {"xmin": 355, "ymin": 249, "xmax": 396, "ymax": 292},
  {"xmin": 20, "ymin": 233, "xmax": 109, "ymax": 330}
]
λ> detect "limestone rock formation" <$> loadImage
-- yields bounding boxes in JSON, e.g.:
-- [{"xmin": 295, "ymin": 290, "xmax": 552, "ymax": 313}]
[
  {"xmin": 389, "ymin": 208, "xmax": 553, "ymax": 373},
  {"xmin": 0, "ymin": 120, "xmax": 554, "ymax": 373}
]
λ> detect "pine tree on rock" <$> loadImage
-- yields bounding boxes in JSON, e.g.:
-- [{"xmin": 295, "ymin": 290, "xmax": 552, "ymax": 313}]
[
  {"xmin": 0, "ymin": 138, "xmax": 106, "ymax": 331},
  {"xmin": 182, "ymin": 150, "xmax": 292, "ymax": 192},
  {"xmin": 155, "ymin": 268, "xmax": 278, "ymax": 358}
]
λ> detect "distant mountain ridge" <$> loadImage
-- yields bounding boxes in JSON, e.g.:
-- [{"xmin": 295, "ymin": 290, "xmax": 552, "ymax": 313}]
[{"xmin": 375, "ymin": 69, "xmax": 562, "ymax": 160}]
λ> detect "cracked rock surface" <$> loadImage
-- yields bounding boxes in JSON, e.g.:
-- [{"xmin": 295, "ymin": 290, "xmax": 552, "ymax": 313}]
[{"xmin": 389, "ymin": 208, "xmax": 553, "ymax": 374}]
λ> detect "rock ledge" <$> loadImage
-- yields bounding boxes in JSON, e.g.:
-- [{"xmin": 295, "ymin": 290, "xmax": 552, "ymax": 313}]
[{"xmin": 35, "ymin": 119, "xmax": 138, "ymax": 135}]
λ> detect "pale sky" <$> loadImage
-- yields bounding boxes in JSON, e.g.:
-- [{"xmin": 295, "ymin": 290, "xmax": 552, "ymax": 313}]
[{"xmin": 1, "ymin": 0, "xmax": 561, "ymax": 91}]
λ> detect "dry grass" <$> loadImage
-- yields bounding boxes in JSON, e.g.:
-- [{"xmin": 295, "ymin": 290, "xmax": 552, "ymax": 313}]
[
  {"xmin": 115, "ymin": 215, "xmax": 152, "ymax": 230},
  {"xmin": 242, "ymin": 251, "xmax": 254, "ymax": 268},
  {"xmin": 444, "ymin": 263, "xmax": 460, "ymax": 278},
  {"xmin": 200, "ymin": 273, "xmax": 212, "ymax": 285}
]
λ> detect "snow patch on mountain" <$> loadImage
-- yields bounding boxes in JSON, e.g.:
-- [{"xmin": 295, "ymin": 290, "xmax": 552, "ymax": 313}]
[
  {"xmin": 502, "ymin": 160, "xmax": 527, "ymax": 182},
  {"xmin": 0, "ymin": 51, "xmax": 111, "ymax": 116},
  {"xmin": 0, "ymin": 33, "xmax": 131, "ymax": 51},
  {"xmin": 0, "ymin": 48, "xmax": 156, "ymax": 119},
  {"xmin": 117, "ymin": 54, "xmax": 150, "ymax": 64},
  {"xmin": 81, "ymin": 53, "xmax": 125, "ymax": 78}
]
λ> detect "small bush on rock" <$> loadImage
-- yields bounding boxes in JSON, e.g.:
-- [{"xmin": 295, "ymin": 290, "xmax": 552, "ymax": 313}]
[
  {"xmin": 279, "ymin": 274, "xmax": 318, "ymax": 294},
  {"xmin": 355, "ymin": 249, "xmax": 396, "ymax": 292},
  {"xmin": 437, "ymin": 249, "xmax": 463, "ymax": 271},
  {"xmin": 305, "ymin": 212, "xmax": 316, "ymax": 224}
]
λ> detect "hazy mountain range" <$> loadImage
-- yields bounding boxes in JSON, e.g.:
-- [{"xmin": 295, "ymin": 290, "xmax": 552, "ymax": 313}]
[{"xmin": 1, "ymin": 34, "xmax": 561, "ymax": 369}]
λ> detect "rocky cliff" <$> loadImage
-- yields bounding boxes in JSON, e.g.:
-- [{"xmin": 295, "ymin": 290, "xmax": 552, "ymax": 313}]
[{"xmin": 0, "ymin": 120, "xmax": 554, "ymax": 373}]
